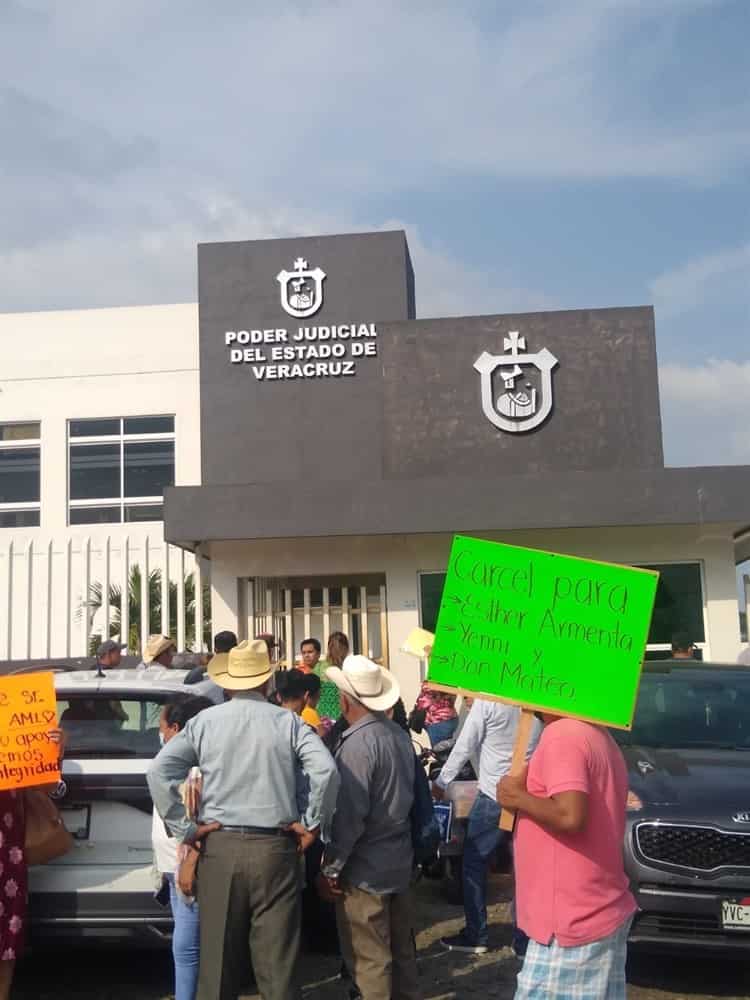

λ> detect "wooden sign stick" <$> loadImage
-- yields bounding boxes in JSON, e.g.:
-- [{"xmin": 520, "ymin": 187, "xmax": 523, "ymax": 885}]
[{"xmin": 499, "ymin": 708, "xmax": 536, "ymax": 832}]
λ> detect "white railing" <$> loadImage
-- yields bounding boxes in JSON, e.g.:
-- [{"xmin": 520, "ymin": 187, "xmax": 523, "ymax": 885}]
[{"xmin": 0, "ymin": 532, "xmax": 209, "ymax": 662}]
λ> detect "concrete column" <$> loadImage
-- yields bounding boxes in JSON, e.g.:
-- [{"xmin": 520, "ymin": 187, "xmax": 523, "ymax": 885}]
[
  {"xmin": 384, "ymin": 534, "xmax": 452, "ymax": 711},
  {"xmin": 41, "ymin": 414, "xmax": 68, "ymax": 535},
  {"xmin": 210, "ymin": 564, "xmax": 240, "ymax": 641},
  {"xmin": 702, "ymin": 536, "xmax": 743, "ymax": 661}
]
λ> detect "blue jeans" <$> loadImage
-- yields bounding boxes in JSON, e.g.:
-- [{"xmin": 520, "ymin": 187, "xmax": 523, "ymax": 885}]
[
  {"xmin": 166, "ymin": 874, "xmax": 201, "ymax": 1000},
  {"xmin": 463, "ymin": 791, "xmax": 527, "ymax": 953},
  {"xmin": 426, "ymin": 717, "xmax": 458, "ymax": 745}
]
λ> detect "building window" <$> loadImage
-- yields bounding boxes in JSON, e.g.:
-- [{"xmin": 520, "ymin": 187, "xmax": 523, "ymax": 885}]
[
  {"xmin": 0, "ymin": 422, "xmax": 41, "ymax": 528},
  {"xmin": 68, "ymin": 416, "xmax": 175, "ymax": 525},
  {"xmin": 638, "ymin": 562, "xmax": 705, "ymax": 650},
  {"xmin": 419, "ymin": 562, "xmax": 706, "ymax": 652},
  {"xmin": 418, "ymin": 572, "xmax": 446, "ymax": 635}
]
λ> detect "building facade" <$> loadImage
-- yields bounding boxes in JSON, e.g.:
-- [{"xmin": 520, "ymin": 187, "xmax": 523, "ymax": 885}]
[
  {"xmin": 0, "ymin": 303, "xmax": 204, "ymax": 660},
  {"xmin": 2, "ymin": 230, "xmax": 749, "ymax": 708}
]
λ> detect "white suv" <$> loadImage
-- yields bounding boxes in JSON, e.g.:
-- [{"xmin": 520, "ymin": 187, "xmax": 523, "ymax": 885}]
[{"xmin": 28, "ymin": 668, "xmax": 190, "ymax": 943}]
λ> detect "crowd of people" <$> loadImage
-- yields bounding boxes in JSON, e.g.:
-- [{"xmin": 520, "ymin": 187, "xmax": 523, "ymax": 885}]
[
  {"xmin": 0, "ymin": 624, "xmax": 660, "ymax": 1000},
  {"xmin": 148, "ymin": 632, "xmax": 422, "ymax": 1000},
  {"xmin": 142, "ymin": 628, "xmax": 639, "ymax": 1000}
]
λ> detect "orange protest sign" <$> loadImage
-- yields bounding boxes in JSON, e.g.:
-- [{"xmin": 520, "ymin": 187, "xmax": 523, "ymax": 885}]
[{"xmin": 0, "ymin": 672, "xmax": 61, "ymax": 791}]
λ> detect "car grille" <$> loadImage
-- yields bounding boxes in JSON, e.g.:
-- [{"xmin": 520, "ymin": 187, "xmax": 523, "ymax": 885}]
[
  {"xmin": 634, "ymin": 912, "xmax": 723, "ymax": 938},
  {"xmin": 636, "ymin": 823, "xmax": 750, "ymax": 873}
]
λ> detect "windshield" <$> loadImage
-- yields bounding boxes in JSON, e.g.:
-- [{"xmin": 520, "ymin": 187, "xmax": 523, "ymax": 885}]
[
  {"xmin": 616, "ymin": 671, "xmax": 750, "ymax": 749},
  {"xmin": 57, "ymin": 694, "xmax": 166, "ymax": 757}
]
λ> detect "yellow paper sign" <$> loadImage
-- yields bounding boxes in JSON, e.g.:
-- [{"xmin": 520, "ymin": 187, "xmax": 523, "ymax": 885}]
[
  {"xmin": 401, "ymin": 628, "xmax": 436, "ymax": 658},
  {"xmin": 0, "ymin": 673, "xmax": 61, "ymax": 791}
]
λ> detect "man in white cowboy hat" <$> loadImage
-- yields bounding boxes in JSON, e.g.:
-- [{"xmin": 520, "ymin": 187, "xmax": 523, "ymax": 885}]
[
  {"xmin": 318, "ymin": 654, "xmax": 421, "ymax": 1000},
  {"xmin": 148, "ymin": 639, "xmax": 339, "ymax": 1000}
]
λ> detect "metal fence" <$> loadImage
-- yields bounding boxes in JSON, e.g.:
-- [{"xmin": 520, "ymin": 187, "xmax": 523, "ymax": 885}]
[
  {"xmin": 245, "ymin": 575, "xmax": 388, "ymax": 667},
  {"xmin": 1, "ymin": 532, "xmax": 209, "ymax": 661}
]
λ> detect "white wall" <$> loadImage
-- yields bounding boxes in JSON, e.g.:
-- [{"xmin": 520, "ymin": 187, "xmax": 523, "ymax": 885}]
[
  {"xmin": 207, "ymin": 524, "xmax": 744, "ymax": 711},
  {"xmin": 0, "ymin": 303, "xmax": 201, "ymax": 659}
]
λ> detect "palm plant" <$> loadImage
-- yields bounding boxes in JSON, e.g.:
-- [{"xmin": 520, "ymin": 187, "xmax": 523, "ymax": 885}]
[{"xmin": 81, "ymin": 564, "xmax": 211, "ymax": 654}]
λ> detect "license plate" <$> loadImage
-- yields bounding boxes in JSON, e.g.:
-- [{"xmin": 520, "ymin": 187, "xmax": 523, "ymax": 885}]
[
  {"xmin": 721, "ymin": 900, "xmax": 750, "ymax": 930},
  {"xmin": 60, "ymin": 804, "xmax": 91, "ymax": 840}
]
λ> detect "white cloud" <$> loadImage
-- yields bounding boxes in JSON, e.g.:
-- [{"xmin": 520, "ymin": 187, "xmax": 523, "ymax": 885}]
[
  {"xmin": 0, "ymin": 193, "xmax": 335, "ymax": 311},
  {"xmin": 650, "ymin": 243, "xmax": 750, "ymax": 320},
  {"xmin": 659, "ymin": 358, "xmax": 750, "ymax": 466},
  {"xmin": 0, "ymin": 0, "xmax": 746, "ymax": 313},
  {"xmin": 391, "ymin": 223, "xmax": 558, "ymax": 318},
  {"xmin": 0, "ymin": 191, "xmax": 555, "ymax": 320}
]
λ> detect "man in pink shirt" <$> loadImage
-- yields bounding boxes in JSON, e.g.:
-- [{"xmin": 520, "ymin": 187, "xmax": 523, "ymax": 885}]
[{"xmin": 497, "ymin": 715, "xmax": 636, "ymax": 1000}]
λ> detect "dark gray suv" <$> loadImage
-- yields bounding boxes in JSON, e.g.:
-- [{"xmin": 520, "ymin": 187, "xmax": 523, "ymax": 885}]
[{"xmin": 613, "ymin": 661, "xmax": 750, "ymax": 955}]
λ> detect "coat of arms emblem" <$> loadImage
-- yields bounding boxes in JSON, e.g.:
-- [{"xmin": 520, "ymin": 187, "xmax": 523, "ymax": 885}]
[
  {"xmin": 474, "ymin": 331, "xmax": 558, "ymax": 434},
  {"xmin": 276, "ymin": 257, "xmax": 326, "ymax": 319}
]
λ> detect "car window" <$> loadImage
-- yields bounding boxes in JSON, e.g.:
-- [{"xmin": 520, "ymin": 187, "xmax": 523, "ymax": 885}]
[
  {"xmin": 617, "ymin": 672, "xmax": 750, "ymax": 749},
  {"xmin": 57, "ymin": 695, "xmax": 166, "ymax": 757}
]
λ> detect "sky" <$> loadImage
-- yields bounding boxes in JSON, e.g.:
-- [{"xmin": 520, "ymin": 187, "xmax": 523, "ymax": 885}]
[{"xmin": 0, "ymin": 0, "xmax": 748, "ymax": 469}]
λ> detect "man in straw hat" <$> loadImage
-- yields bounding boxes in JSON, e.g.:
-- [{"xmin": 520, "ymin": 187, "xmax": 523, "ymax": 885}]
[
  {"xmin": 148, "ymin": 639, "xmax": 340, "ymax": 1000},
  {"xmin": 318, "ymin": 654, "xmax": 421, "ymax": 1000},
  {"xmin": 182, "ymin": 630, "xmax": 238, "ymax": 705},
  {"xmin": 138, "ymin": 633, "xmax": 177, "ymax": 677}
]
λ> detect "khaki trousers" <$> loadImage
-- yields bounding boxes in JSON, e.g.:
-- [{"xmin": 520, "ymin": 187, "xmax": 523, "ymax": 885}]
[
  {"xmin": 336, "ymin": 885, "xmax": 422, "ymax": 1000},
  {"xmin": 196, "ymin": 831, "xmax": 301, "ymax": 1000}
]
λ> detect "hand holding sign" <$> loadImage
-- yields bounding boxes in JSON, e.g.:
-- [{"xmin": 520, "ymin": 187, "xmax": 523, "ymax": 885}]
[
  {"xmin": 497, "ymin": 763, "xmax": 529, "ymax": 812},
  {"xmin": 0, "ymin": 673, "xmax": 61, "ymax": 791},
  {"xmin": 497, "ymin": 710, "xmax": 536, "ymax": 831}
]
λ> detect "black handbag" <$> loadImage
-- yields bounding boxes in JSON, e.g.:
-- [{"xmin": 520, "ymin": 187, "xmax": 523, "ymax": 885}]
[{"xmin": 410, "ymin": 759, "xmax": 440, "ymax": 865}]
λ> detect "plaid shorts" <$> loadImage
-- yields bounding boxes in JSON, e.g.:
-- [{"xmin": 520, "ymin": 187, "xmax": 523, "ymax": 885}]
[{"xmin": 515, "ymin": 917, "xmax": 632, "ymax": 1000}]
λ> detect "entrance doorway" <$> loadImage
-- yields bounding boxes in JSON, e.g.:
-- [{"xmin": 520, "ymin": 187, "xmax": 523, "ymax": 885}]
[{"xmin": 241, "ymin": 574, "xmax": 388, "ymax": 667}]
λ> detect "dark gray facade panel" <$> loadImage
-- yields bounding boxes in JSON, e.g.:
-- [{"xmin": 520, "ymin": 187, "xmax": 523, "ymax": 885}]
[
  {"xmin": 164, "ymin": 466, "xmax": 750, "ymax": 546},
  {"xmin": 198, "ymin": 230, "xmax": 412, "ymax": 486},
  {"xmin": 175, "ymin": 229, "xmax": 743, "ymax": 550},
  {"xmin": 379, "ymin": 307, "xmax": 663, "ymax": 477}
]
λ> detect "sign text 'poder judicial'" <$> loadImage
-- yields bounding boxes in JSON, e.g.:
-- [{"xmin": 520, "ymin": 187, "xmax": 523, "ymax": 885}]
[
  {"xmin": 225, "ymin": 324, "xmax": 378, "ymax": 381},
  {"xmin": 0, "ymin": 673, "xmax": 61, "ymax": 790},
  {"xmin": 428, "ymin": 537, "xmax": 659, "ymax": 729},
  {"xmin": 224, "ymin": 252, "xmax": 379, "ymax": 380}
]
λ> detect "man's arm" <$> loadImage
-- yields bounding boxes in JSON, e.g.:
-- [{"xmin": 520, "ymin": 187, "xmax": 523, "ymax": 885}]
[
  {"xmin": 497, "ymin": 732, "xmax": 591, "ymax": 835},
  {"xmin": 497, "ymin": 767, "xmax": 588, "ymax": 834},
  {"xmin": 433, "ymin": 701, "xmax": 484, "ymax": 793},
  {"xmin": 321, "ymin": 739, "xmax": 371, "ymax": 879},
  {"xmin": 294, "ymin": 720, "xmax": 340, "ymax": 839},
  {"xmin": 147, "ymin": 728, "xmax": 199, "ymax": 842}
]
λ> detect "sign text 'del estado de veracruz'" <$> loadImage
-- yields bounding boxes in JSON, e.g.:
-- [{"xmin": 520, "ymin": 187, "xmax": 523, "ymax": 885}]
[{"xmin": 427, "ymin": 537, "xmax": 659, "ymax": 730}]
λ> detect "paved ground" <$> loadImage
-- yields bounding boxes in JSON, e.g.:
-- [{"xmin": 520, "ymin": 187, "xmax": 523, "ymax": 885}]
[{"xmin": 15, "ymin": 876, "xmax": 748, "ymax": 999}]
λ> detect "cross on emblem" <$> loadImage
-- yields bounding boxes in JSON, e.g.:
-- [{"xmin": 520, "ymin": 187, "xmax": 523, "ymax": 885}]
[
  {"xmin": 503, "ymin": 331, "xmax": 526, "ymax": 355},
  {"xmin": 293, "ymin": 257, "xmax": 308, "ymax": 272}
]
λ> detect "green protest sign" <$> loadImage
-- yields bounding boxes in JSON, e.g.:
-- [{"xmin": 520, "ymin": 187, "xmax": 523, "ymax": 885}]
[{"xmin": 427, "ymin": 536, "xmax": 659, "ymax": 729}]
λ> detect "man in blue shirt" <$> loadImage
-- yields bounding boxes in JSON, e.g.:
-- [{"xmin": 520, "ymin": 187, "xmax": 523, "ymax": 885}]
[
  {"xmin": 433, "ymin": 699, "xmax": 541, "ymax": 954},
  {"xmin": 148, "ymin": 639, "xmax": 339, "ymax": 1000}
]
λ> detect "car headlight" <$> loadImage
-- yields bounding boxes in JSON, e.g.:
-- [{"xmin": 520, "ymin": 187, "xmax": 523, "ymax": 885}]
[{"xmin": 626, "ymin": 790, "xmax": 644, "ymax": 812}]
